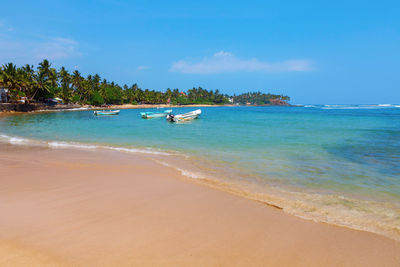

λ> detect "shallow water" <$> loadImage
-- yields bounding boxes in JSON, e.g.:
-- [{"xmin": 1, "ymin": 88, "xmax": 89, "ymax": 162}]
[{"xmin": 1, "ymin": 105, "xmax": 400, "ymax": 239}]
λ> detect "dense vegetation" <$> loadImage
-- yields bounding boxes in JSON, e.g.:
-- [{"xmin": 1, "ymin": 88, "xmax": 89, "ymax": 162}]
[
  {"xmin": 232, "ymin": 92, "xmax": 290, "ymax": 105},
  {"xmin": 0, "ymin": 60, "xmax": 290, "ymax": 106}
]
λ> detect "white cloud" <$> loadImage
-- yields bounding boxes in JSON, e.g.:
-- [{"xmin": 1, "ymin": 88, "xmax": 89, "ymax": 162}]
[
  {"xmin": 170, "ymin": 51, "xmax": 313, "ymax": 74},
  {"xmin": 33, "ymin": 37, "xmax": 80, "ymax": 60},
  {"xmin": 137, "ymin": 65, "xmax": 150, "ymax": 71},
  {"xmin": 0, "ymin": 34, "xmax": 80, "ymax": 64}
]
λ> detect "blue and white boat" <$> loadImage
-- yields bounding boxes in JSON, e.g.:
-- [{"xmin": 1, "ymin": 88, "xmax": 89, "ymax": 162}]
[
  {"xmin": 94, "ymin": 110, "xmax": 120, "ymax": 116},
  {"xmin": 166, "ymin": 109, "xmax": 201, "ymax": 122},
  {"xmin": 141, "ymin": 109, "xmax": 172, "ymax": 119}
]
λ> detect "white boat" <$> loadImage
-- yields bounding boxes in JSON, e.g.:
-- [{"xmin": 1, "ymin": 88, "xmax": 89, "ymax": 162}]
[
  {"xmin": 167, "ymin": 109, "xmax": 201, "ymax": 122},
  {"xmin": 94, "ymin": 110, "xmax": 120, "ymax": 116}
]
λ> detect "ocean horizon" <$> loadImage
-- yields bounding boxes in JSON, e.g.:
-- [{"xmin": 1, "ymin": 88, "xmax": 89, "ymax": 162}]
[{"xmin": 1, "ymin": 104, "xmax": 399, "ymax": 240}]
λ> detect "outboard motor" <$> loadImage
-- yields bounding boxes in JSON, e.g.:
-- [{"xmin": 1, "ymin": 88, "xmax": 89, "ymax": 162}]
[{"xmin": 167, "ymin": 114, "xmax": 174, "ymax": 122}]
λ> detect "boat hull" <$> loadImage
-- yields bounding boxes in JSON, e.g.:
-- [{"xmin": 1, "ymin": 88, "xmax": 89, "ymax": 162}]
[
  {"xmin": 167, "ymin": 109, "xmax": 201, "ymax": 122},
  {"xmin": 94, "ymin": 110, "xmax": 120, "ymax": 116},
  {"xmin": 141, "ymin": 110, "xmax": 172, "ymax": 119}
]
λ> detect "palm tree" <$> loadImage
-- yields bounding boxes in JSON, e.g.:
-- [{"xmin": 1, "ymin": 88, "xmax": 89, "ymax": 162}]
[
  {"xmin": 19, "ymin": 64, "xmax": 37, "ymax": 102},
  {"xmin": 59, "ymin": 67, "xmax": 72, "ymax": 101},
  {"xmin": 32, "ymin": 59, "xmax": 53, "ymax": 100},
  {"xmin": 71, "ymin": 70, "xmax": 83, "ymax": 102},
  {"xmin": 0, "ymin": 63, "xmax": 22, "ymax": 101},
  {"xmin": 37, "ymin": 59, "xmax": 51, "ymax": 77}
]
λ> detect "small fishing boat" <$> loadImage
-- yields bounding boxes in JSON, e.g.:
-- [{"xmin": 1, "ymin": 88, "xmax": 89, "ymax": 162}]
[
  {"xmin": 141, "ymin": 109, "xmax": 172, "ymax": 119},
  {"xmin": 167, "ymin": 109, "xmax": 201, "ymax": 122},
  {"xmin": 94, "ymin": 110, "xmax": 120, "ymax": 116}
]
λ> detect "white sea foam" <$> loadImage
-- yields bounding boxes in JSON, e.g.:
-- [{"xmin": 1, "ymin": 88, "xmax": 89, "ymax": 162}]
[
  {"xmin": 0, "ymin": 133, "xmax": 171, "ymax": 156},
  {"xmin": 377, "ymin": 104, "xmax": 392, "ymax": 107},
  {"xmin": 106, "ymin": 146, "xmax": 171, "ymax": 156},
  {"xmin": 177, "ymin": 168, "xmax": 206, "ymax": 179},
  {"xmin": 155, "ymin": 160, "xmax": 206, "ymax": 179},
  {"xmin": 316, "ymin": 104, "xmax": 399, "ymax": 110},
  {"xmin": 48, "ymin": 141, "xmax": 98, "ymax": 150},
  {"xmin": 36, "ymin": 107, "xmax": 90, "ymax": 112},
  {"xmin": 0, "ymin": 134, "xmax": 33, "ymax": 145},
  {"xmin": 49, "ymin": 141, "xmax": 171, "ymax": 155},
  {"xmin": 151, "ymin": 156, "xmax": 400, "ymax": 241},
  {"xmin": 67, "ymin": 107, "xmax": 90, "ymax": 111}
]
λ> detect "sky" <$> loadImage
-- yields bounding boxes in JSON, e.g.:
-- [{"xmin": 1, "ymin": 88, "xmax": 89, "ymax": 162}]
[{"xmin": 0, "ymin": 0, "xmax": 399, "ymax": 104}]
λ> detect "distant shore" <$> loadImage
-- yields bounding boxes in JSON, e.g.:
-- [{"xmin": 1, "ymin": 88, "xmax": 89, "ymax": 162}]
[
  {"xmin": 0, "ymin": 103, "xmax": 221, "ymax": 113},
  {"xmin": 0, "ymin": 102, "xmax": 291, "ymax": 113},
  {"xmin": 0, "ymin": 144, "xmax": 399, "ymax": 266}
]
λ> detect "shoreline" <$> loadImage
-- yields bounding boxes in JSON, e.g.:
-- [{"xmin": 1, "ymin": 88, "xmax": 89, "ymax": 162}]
[
  {"xmin": 0, "ymin": 103, "xmax": 228, "ymax": 114},
  {"xmin": 0, "ymin": 102, "xmax": 294, "ymax": 114},
  {"xmin": 1, "ymin": 109, "xmax": 400, "ymax": 242},
  {"xmin": 0, "ymin": 144, "xmax": 399, "ymax": 265},
  {"xmin": 1, "ymin": 127, "xmax": 400, "ymax": 242}
]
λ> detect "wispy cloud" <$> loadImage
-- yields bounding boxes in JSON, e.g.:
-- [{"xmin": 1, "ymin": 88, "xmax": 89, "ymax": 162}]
[
  {"xmin": 137, "ymin": 65, "xmax": 150, "ymax": 71},
  {"xmin": 33, "ymin": 37, "xmax": 80, "ymax": 60},
  {"xmin": 170, "ymin": 51, "xmax": 313, "ymax": 74},
  {"xmin": 0, "ymin": 21, "xmax": 15, "ymax": 34},
  {"xmin": 0, "ymin": 25, "xmax": 81, "ymax": 64}
]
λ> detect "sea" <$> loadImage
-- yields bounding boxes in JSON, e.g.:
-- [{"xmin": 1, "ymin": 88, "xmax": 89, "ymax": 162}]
[{"xmin": 1, "ymin": 104, "xmax": 399, "ymax": 240}]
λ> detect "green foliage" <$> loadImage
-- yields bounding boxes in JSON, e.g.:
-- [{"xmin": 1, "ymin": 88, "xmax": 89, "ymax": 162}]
[
  {"xmin": 71, "ymin": 94, "xmax": 80, "ymax": 103},
  {"xmin": 0, "ymin": 60, "xmax": 290, "ymax": 106},
  {"xmin": 90, "ymin": 91, "xmax": 105, "ymax": 106},
  {"xmin": 232, "ymin": 92, "xmax": 290, "ymax": 105}
]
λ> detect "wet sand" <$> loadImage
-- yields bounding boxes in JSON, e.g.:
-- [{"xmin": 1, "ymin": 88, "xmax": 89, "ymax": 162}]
[{"xmin": 0, "ymin": 145, "xmax": 399, "ymax": 266}]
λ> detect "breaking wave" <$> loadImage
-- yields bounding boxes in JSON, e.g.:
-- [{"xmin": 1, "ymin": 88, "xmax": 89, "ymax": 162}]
[
  {"xmin": 0, "ymin": 133, "xmax": 171, "ymax": 156},
  {"xmin": 302, "ymin": 104, "xmax": 400, "ymax": 110}
]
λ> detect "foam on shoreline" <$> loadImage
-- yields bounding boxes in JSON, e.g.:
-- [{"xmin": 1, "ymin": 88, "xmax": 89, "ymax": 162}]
[
  {"xmin": 152, "ymin": 158, "xmax": 400, "ymax": 241},
  {"xmin": 0, "ymin": 133, "xmax": 171, "ymax": 156},
  {"xmin": 302, "ymin": 104, "xmax": 400, "ymax": 109},
  {"xmin": 1, "ymin": 132, "xmax": 400, "ymax": 242}
]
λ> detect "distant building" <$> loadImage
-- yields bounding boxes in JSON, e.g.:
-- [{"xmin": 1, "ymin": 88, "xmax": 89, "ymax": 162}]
[{"xmin": 0, "ymin": 83, "xmax": 9, "ymax": 103}]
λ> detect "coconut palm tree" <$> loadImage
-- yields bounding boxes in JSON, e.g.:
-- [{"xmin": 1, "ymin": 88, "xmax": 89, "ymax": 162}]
[
  {"xmin": 30, "ymin": 59, "xmax": 54, "ymax": 100},
  {"xmin": 18, "ymin": 64, "xmax": 37, "ymax": 102},
  {"xmin": 71, "ymin": 70, "xmax": 83, "ymax": 102},
  {"xmin": 0, "ymin": 63, "xmax": 22, "ymax": 101},
  {"xmin": 59, "ymin": 67, "xmax": 72, "ymax": 101}
]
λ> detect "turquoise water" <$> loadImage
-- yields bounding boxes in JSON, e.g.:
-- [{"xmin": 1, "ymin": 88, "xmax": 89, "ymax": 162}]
[{"xmin": 1, "ymin": 105, "xmax": 400, "ymax": 238}]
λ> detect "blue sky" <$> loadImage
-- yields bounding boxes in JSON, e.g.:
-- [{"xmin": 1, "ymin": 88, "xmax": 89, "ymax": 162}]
[{"xmin": 1, "ymin": 0, "xmax": 399, "ymax": 104}]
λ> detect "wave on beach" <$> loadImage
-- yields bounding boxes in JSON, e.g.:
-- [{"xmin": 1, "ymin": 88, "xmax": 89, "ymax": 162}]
[
  {"xmin": 151, "ymin": 156, "xmax": 400, "ymax": 241},
  {"xmin": 0, "ymin": 133, "xmax": 171, "ymax": 156},
  {"xmin": 1, "ymin": 131, "xmax": 400, "ymax": 241},
  {"xmin": 302, "ymin": 104, "xmax": 400, "ymax": 109}
]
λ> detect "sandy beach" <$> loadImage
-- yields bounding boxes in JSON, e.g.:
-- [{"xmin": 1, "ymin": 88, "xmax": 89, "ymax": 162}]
[
  {"xmin": 0, "ymin": 144, "xmax": 399, "ymax": 266},
  {"xmin": 106, "ymin": 103, "xmax": 223, "ymax": 110},
  {"xmin": 0, "ymin": 103, "xmax": 229, "ymax": 115}
]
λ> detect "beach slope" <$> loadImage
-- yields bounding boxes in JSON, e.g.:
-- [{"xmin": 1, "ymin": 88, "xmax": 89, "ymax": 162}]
[{"xmin": 0, "ymin": 145, "xmax": 399, "ymax": 266}]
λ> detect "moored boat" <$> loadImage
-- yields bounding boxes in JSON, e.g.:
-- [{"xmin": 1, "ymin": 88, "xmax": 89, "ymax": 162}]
[
  {"xmin": 141, "ymin": 109, "xmax": 172, "ymax": 119},
  {"xmin": 94, "ymin": 110, "xmax": 120, "ymax": 116},
  {"xmin": 166, "ymin": 109, "xmax": 201, "ymax": 122}
]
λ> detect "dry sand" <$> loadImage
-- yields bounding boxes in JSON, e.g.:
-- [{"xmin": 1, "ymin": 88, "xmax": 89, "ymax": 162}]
[{"xmin": 0, "ymin": 145, "xmax": 399, "ymax": 266}]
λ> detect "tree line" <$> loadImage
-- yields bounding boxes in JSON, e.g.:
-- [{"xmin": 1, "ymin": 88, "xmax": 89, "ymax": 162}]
[
  {"xmin": 232, "ymin": 92, "xmax": 290, "ymax": 105},
  {"xmin": 0, "ymin": 60, "xmax": 290, "ymax": 106}
]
